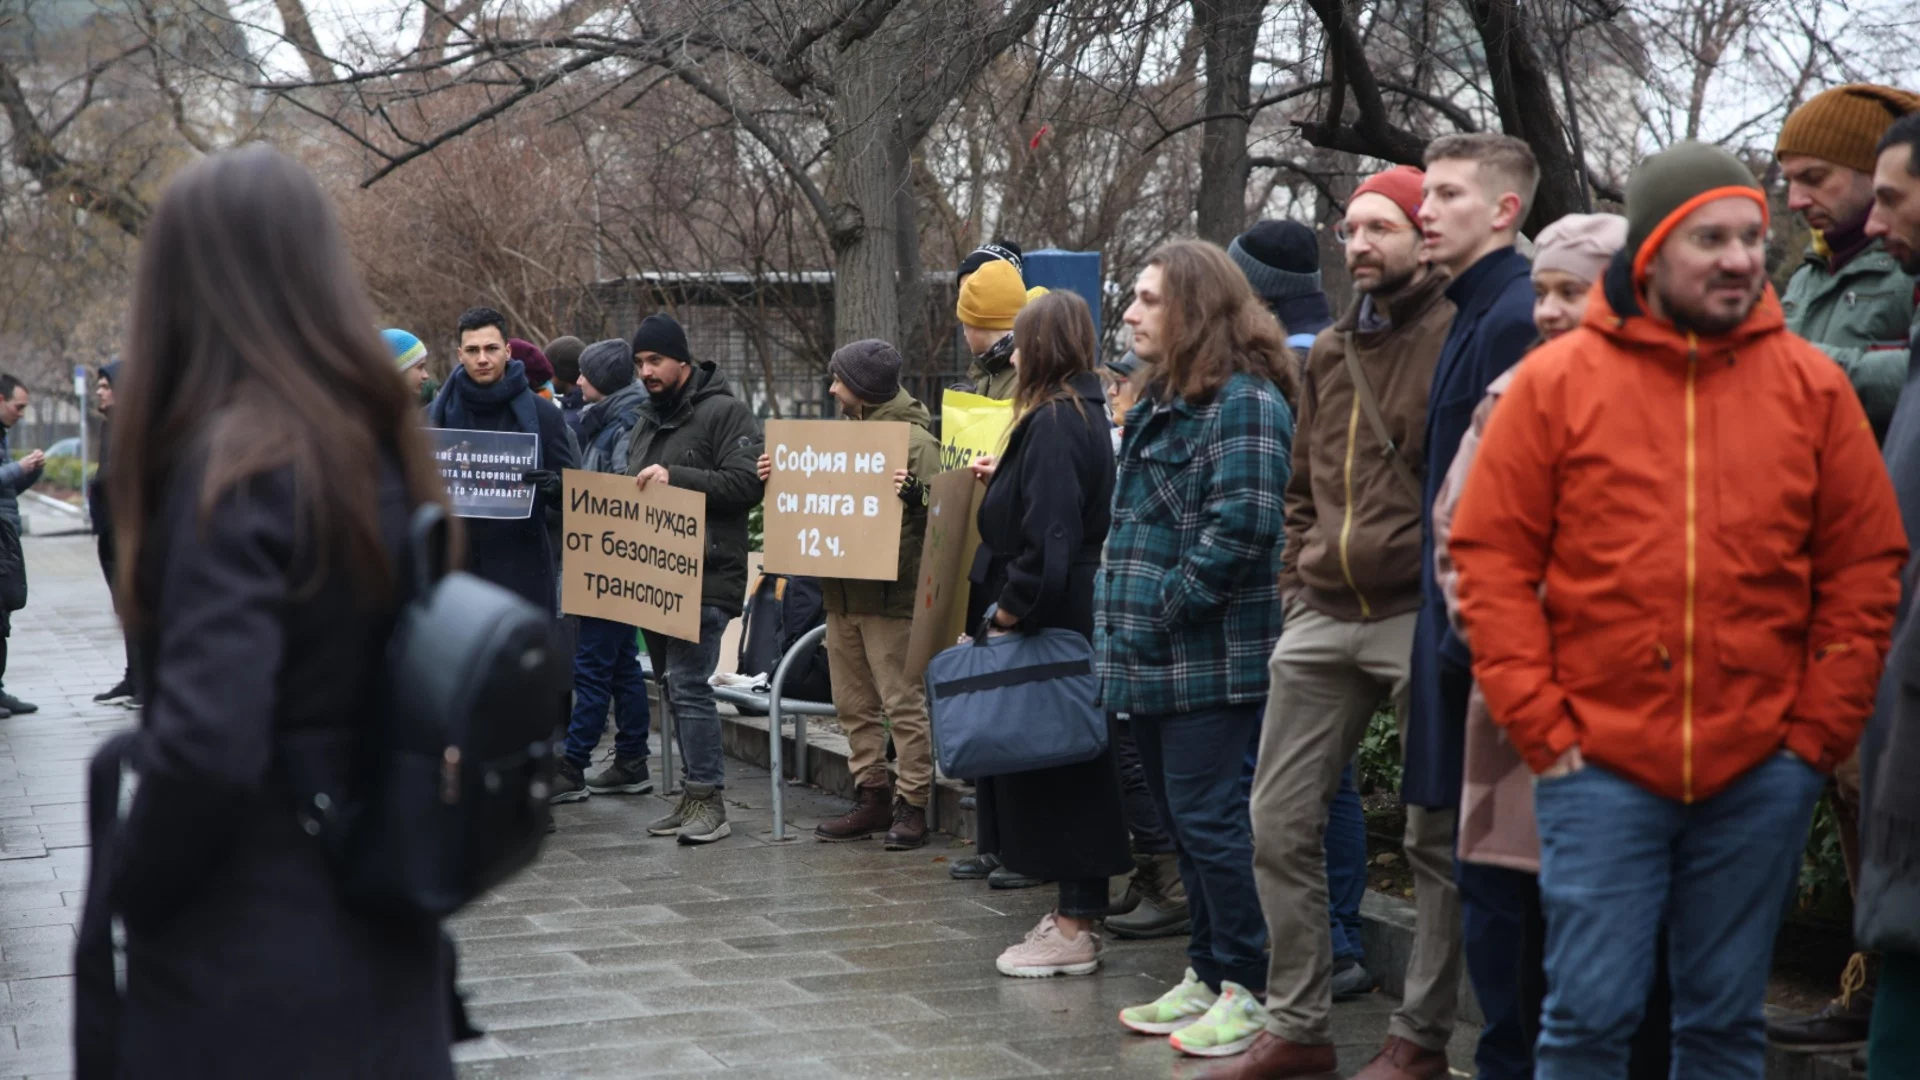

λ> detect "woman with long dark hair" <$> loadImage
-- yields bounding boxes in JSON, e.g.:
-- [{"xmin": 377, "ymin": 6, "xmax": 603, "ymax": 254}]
[
  {"xmin": 79, "ymin": 146, "xmax": 456, "ymax": 1077},
  {"xmin": 969, "ymin": 289, "xmax": 1133, "ymax": 978}
]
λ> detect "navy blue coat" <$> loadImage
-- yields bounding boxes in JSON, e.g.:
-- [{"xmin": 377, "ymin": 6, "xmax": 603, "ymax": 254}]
[
  {"xmin": 427, "ymin": 363, "xmax": 578, "ymax": 613},
  {"xmin": 1405, "ymin": 247, "xmax": 1537, "ymax": 809}
]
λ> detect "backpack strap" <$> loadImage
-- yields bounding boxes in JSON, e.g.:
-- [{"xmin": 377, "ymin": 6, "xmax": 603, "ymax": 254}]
[
  {"xmin": 1341, "ymin": 332, "xmax": 1424, "ymax": 502},
  {"xmin": 75, "ymin": 731, "xmax": 137, "ymax": 1080}
]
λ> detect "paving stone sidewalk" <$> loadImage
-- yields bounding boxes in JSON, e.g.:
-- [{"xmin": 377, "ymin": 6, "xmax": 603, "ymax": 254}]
[{"xmin": 0, "ymin": 534, "xmax": 1476, "ymax": 1079}]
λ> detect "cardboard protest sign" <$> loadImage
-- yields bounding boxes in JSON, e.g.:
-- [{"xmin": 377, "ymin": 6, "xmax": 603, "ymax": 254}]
[
  {"xmin": 905, "ymin": 468, "xmax": 985, "ymax": 677},
  {"xmin": 761, "ymin": 419, "xmax": 910, "ymax": 581},
  {"xmin": 429, "ymin": 428, "xmax": 538, "ymax": 519},
  {"xmin": 938, "ymin": 389, "xmax": 1014, "ymax": 473},
  {"xmin": 561, "ymin": 470, "xmax": 706, "ymax": 640}
]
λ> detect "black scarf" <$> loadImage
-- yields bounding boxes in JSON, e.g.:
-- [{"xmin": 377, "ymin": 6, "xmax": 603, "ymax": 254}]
[{"xmin": 428, "ymin": 360, "xmax": 539, "ymax": 436}]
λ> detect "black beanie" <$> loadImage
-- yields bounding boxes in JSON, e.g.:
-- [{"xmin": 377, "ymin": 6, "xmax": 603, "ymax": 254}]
[
  {"xmin": 1229, "ymin": 220, "xmax": 1323, "ymax": 302},
  {"xmin": 828, "ymin": 339, "xmax": 904, "ymax": 404},
  {"xmin": 630, "ymin": 314, "xmax": 692, "ymax": 366},
  {"xmin": 545, "ymin": 336, "xmax": 586, "ymax": 384},
  {"xmin": 957, "ymin": 240, "xmax": 1025, "ymax": 284},
  {"xmin": 579, "ymin": 338, "xmax": 636, "ymax": 395}
]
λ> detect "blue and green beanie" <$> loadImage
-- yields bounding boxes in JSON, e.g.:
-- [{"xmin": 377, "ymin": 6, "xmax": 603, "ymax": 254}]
[{"xmin": 382, "ymin": 328, "xmax": 429, "ymax": 373}]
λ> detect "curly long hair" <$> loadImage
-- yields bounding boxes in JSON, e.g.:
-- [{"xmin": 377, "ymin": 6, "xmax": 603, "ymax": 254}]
[{"xmin": 1139, "ymin": 239, "xmax": 1299, "ymax": 407}]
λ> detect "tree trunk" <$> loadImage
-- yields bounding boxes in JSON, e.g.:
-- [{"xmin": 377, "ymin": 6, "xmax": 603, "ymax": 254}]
[
  {"xmin": 1461, "ymin": 0, "xmax": 1584, "ymax": 233},
  {"xmin": 1191, "ymin": 0, "xmax": 1267, "ymax": 244},
  {"xmin": 825, "ymin": 36, "xmax": 905, "ymax": 349}
]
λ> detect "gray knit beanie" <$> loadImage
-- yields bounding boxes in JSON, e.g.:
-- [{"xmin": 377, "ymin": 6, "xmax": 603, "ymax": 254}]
[
  {"xmin": 1229, "ymin": 220, "xmax": 1323, "ymax": 303},
  {"xmin": 829, "ymin": 339, "xmax": 903, "ymax": 404},
  {"xmin": 579, "ymin": 338, "xmax": 636, "ymax": 395}
]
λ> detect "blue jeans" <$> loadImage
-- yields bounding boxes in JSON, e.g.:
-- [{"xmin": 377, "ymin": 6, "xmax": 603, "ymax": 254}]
[
  {"xmin": 1326, "ymin": 764, "xmax": 1366, "ymax": 964},
  {"xmin": 564, "ymin": 617, "xmax": 652, "ymax": 769},
  {"xmin": 1533, "ymin": 753, "xmax": 1824, "ymax": 1080},
  {"xmin": 1134, "ymin": 705, "xmax": 1268, "ymax": 992},
  {"xmin": 642, "ymin": 605, "xmax": 729, "ymax": 789},
  {"xmin": 1459, "ymin": 861, "xmax": 1540, "ymax": 1079}
]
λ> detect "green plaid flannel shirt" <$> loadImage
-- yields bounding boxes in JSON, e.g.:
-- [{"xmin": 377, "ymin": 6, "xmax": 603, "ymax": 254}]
[{"xmin": 1096, "ymin": 371, "xmax": 1293, "ymax": 716}]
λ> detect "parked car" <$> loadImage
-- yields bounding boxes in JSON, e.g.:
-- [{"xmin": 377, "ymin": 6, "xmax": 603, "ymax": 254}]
[{"xmin": 45, "ymin": 438, "xmax": 80, "ymax": 459}]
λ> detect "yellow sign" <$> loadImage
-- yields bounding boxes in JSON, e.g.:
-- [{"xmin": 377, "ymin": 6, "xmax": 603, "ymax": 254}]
[
  {"xmin": 561, "ymin": 470, "xmax": 706, "ymax": 640},
  {"xmin": 762, "ymin": 419, "xmax": 910, "ymax": 581},
  {"xmin": 938, "ymin": 389, "xmax": 1014, "ymax": 473}
]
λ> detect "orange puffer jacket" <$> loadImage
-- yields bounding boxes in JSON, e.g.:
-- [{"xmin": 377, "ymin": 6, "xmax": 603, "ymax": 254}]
[{"xmin": 1449, "ymin": 269, "xmax": 1907, "ymax": 803}]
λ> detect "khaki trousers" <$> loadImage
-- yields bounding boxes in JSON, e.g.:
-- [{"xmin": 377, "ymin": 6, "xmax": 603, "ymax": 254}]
[
  {"xmin": 825, "ymin": 611, "xmax": 934, "ymax": 806},
  {"xmin": 1251, "ymin": 604, "xmax": 1463, "ymax": 1049}
]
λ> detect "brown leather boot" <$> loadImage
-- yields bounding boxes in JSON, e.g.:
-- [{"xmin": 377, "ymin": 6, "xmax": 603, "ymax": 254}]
[
  {"xmin": 815, "ymin": 780, "xmax": 892, "ymax": 842},
  {"xmin": 1350, "ymin": 1036, "xmax": 1448, "ymax": 1080},
  {"xmin": 883, "ymin": 797, "xmax": 928, "ymax": 850},
  {"xmin": 1196, "ymin": 1032, "xmax": 1337, "ymax": 1079}
]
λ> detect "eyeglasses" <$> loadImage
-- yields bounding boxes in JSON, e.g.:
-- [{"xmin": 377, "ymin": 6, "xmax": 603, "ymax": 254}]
[{"xmin": 1335, "ymin": 221, "xmax": 1416, "ymax": 245}]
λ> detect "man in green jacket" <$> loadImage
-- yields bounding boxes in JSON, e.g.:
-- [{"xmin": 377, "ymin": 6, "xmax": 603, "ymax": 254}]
[
  {"xmin": 1769, "ymin": 83, "xmax": 1920, "ymax": 1056},
  {"xmin": 623, "ymin": 313, "xmax": 765, "ymax": 845},
  {"xmin": 1775, "ymin": 83, "xmax": 1920, "ymax": 443},
  {"xmin": 757, "ymin": 340, "xmax": 943, "ymax": 848}
]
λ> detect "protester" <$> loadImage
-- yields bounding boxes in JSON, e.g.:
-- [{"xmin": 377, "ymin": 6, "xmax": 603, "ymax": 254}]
[
  {"xmin": 88, "ymin": 361, "xmax": 137, "ymax": 709},
  {"xmin": 752, "ymin": 339, "xmax": 941, "ymax": 847},
  {"xmin": 955, "ymin": 290, "xmax": 1130, "ymax": 977},
  {"xmin": 509, "ymin": 338, "xmax": 557, "ymax": 401},
  {"xmin": 623, "ymin": 312, "xmax": 764, "ymax": 844},
  {"xmin": 1857, "ymin": 111, "xmax": 1920, "ymax": 1079},
  {"xmin": 550, "ymin": 338, "xmax": 656, "ymax": 804},
  {"xmin": 1229, "ymin": 219, "xmax": 1337, "ymax": 350},
  {"xmin": 1212, "ymin": 165, "xmax": 1458, "ymax": 1080},
  {"xmin": 1401, "ymin": 133, "xmax": 1542, "ymax": 1080},
  {"xmin": 946, "ymin": 242, "xmax": 1046, "ymax": 886},
  {"xmin": 1771, "ymin": 84, "xmax": 1920, "ymax": 447},
  {"xmin": 427, "ymin": 308, "xmax": 576, "ymax": 613},
  {"xmin": 1450, "ymin": 140, "xmax": 1906, "ymax": 1080},
  {"xmin": 384, "ymin": 328, "xmax": 432, "ymax": 400},
  {"xmin": 0, "ymin": 374, "xmax": 42, "ymax": 720},
  {"xmin": 955, "ymin": 259, "xmax": 1045, "ymax": 401},
  {"xmin": 1433, "ymin": 211, "xmax": 1673, "ymax": 1079},
  {"xmin": 1765, "ymin": 83, "xmax": 1920, "ymax": 1057},
  {"xmin": 546, "ymin": 335, "xmax": 587, "ymax": 437},
  {"xmin": 1098, "ymin": 241, "xmax": 1294, "ymax": 1058},
  {"xmin": 80, "ymin": 144, "xmax": 456, "ymax": 1078}
]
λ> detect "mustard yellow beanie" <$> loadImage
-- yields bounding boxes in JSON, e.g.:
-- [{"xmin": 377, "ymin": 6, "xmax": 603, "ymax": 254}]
[{"xmin": 956, "ymin": 260, "xmax": 1031, "ymax": 331}]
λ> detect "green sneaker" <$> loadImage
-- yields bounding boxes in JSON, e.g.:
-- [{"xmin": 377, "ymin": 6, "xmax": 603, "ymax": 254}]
[
  {"xmin": 1118, "ymin": 967, "xmax": 1217, "ymax": 1035},
  {"xmin": 1169, "ymin": 980, "xmax": 1268, "ymax": 1058}
]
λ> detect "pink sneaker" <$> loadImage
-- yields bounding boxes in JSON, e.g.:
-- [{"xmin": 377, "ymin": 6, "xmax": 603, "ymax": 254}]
[{"xmin": 995, "ymin": 913, "xmax": 1101, "ymax": 977}]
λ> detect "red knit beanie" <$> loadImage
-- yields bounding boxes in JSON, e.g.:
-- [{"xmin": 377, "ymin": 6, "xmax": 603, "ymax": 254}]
[{"xmin": 1351, "ymin": 165, "xmax": 1427, "ymax": 231}]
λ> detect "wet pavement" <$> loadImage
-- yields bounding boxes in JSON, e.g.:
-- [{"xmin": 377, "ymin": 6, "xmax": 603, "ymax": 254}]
[{"xmin": 0, "ymin": 534, "xmax": 1475, "ymax": 1078}]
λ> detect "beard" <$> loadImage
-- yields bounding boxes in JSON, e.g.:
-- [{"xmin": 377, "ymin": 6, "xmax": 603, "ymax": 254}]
[
  {"xmin": 1349, "ymin": 255, "xmax": 1418, "ymax": 298},
  {"xmin": 1657, "ymin": 274, "xmax": 1763, "ymax": 337}
]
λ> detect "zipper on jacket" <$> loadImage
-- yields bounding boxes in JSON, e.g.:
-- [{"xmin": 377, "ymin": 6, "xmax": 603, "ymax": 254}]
[
  {"xmin": 1340, "ymin": 393, "xmax": 1373, "ymax": 617},
  {"xmin": 1683, "ymin": 336, "xmax": 1698, "ymax": 804}
]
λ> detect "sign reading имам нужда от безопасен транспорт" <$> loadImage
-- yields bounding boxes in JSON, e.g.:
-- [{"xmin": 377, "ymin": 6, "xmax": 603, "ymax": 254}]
[
  {"xmin": 561, "ymin": 470, "xmax": 706, "ymax": 641},
  {"xmin": 761, "ymin": 419, "xmax": 910, "ymax": 582},
  {"xmin": 428, "ymin": 428, "xmax": 539, "ymax": 519}
]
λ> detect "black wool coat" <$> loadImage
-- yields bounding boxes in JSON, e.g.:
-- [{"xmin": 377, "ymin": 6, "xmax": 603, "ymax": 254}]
[
  {"xmin": 970, "ymin": 372, "xmax": 1132, "ymax": 883},
  {"xmin": 85, "ymin": 451, "xmax": 455, "ymax": 1080}
]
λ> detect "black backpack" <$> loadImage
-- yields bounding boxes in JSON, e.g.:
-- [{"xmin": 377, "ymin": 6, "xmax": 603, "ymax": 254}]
[
  {"xmin": 326, "ymin": 503, "xmax": 561, "ymax": 918},
  {"xmin": 734, "ymin": 573, "xmax": 831, "ymax": 708}
]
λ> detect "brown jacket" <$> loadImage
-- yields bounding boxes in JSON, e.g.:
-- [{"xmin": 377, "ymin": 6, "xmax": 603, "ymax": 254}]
[{"xmin": 1280, "ymin": 267, "xmax": 1455, "ymax": 622}]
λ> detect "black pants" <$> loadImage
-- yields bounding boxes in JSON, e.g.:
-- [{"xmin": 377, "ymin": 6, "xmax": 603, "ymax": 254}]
[
  {"xmin": 97, "ymin": 536, "xmax": 132, "ymax": 687},
  {"xmin": 1057, "ymin": 878, "xmax": 1109, "ymax": 919},
  {"xmin": 1114, "ymin": 717, "xmax": 1174, "ymax": 855}
]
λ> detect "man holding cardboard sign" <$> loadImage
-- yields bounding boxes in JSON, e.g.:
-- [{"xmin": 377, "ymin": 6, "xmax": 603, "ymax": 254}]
[
  {"xmin": 621, "ymin": 313, "xmax": 764, "ymax": 845},
  {"xmin": 758, "ymin": 340, "xmax": 942, "ymax": 848}
]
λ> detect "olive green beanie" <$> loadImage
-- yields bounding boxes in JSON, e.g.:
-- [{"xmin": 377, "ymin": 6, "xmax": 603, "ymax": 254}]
[{"xmin": 1625, "ymin": 141, "xmax": 1766, "ymax": 282}]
